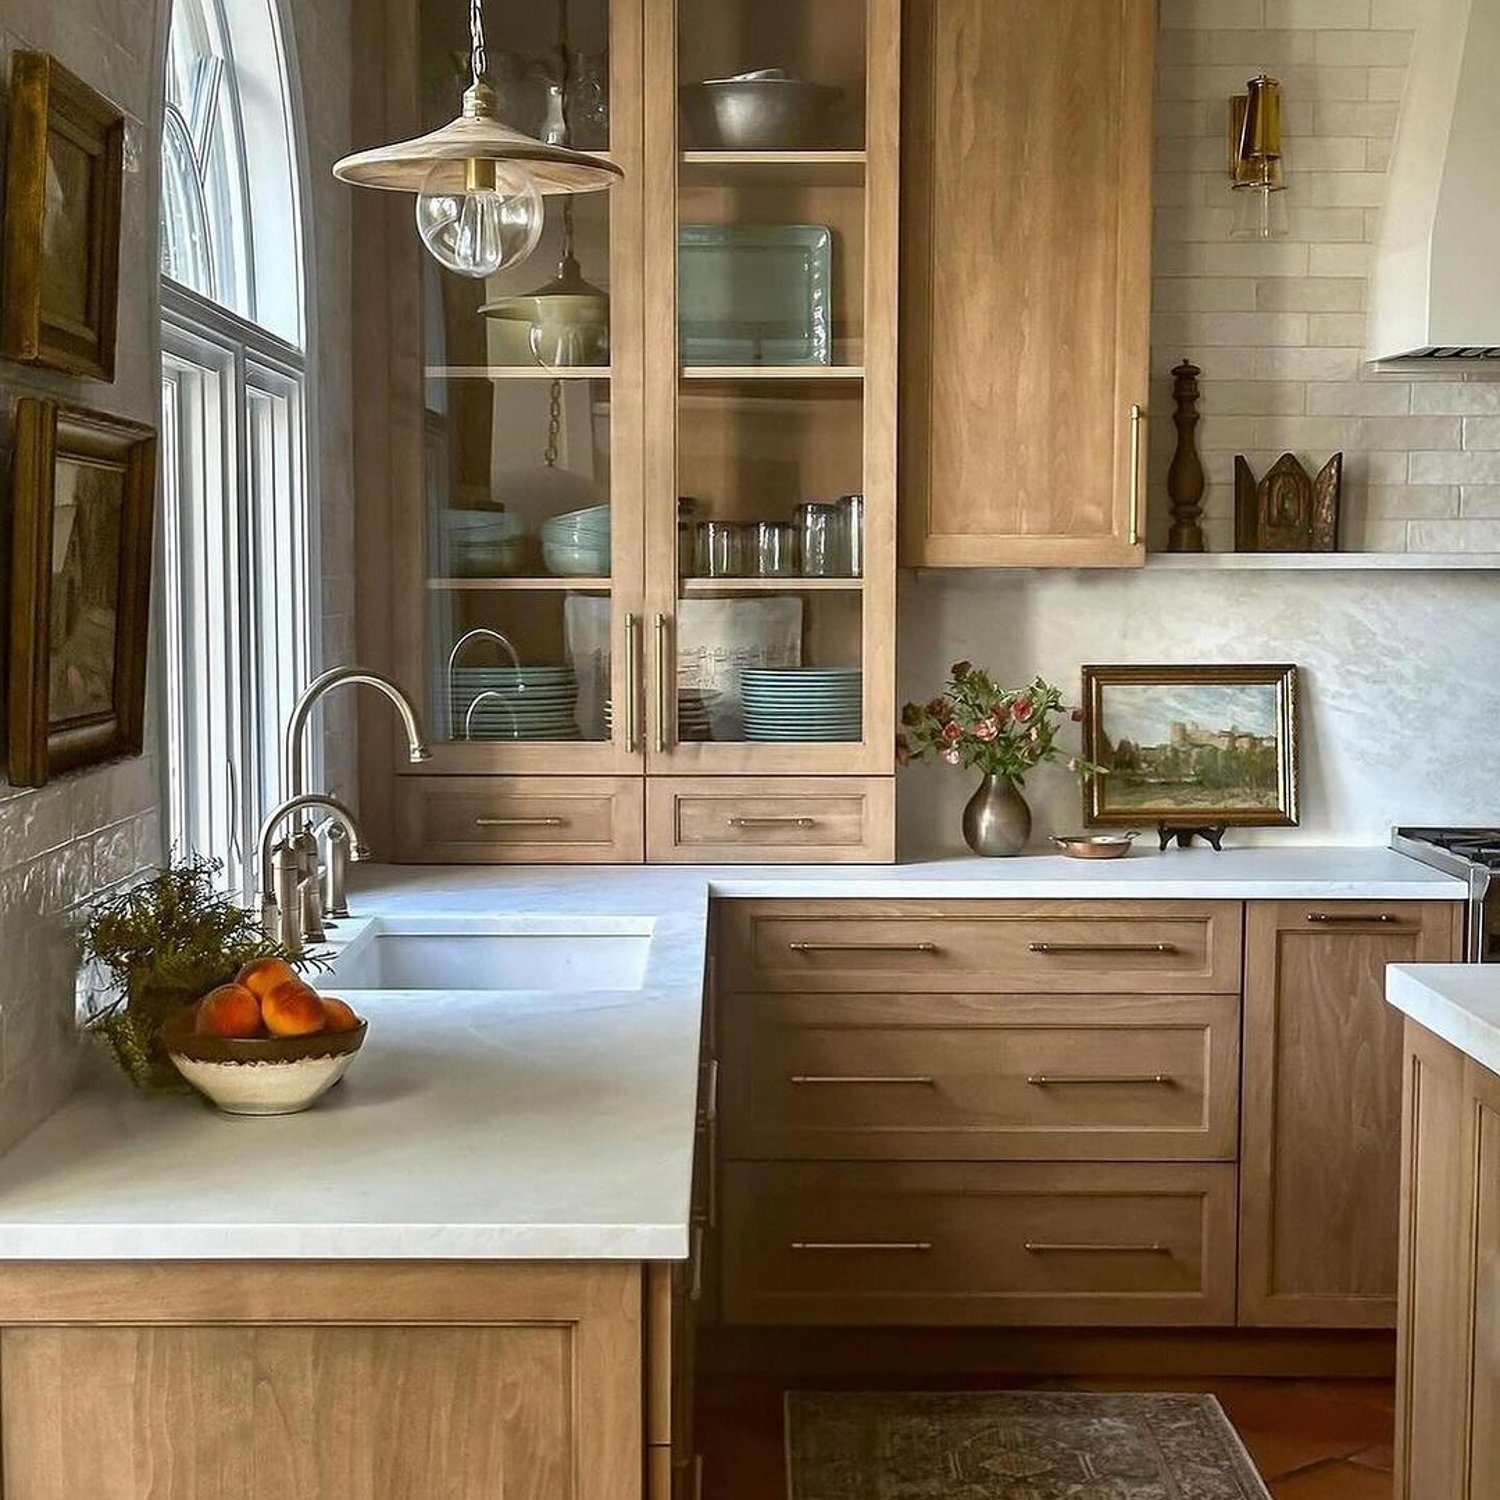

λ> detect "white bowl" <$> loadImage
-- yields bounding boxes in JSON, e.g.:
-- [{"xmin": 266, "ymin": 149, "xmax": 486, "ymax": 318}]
[
  {"xmin": 544, "ymin": 540, "xmax": 611, "ymax": 576},
  {"xmin": 169, "ymin": 1052, "xmax": 356, "ymax": 1116}
]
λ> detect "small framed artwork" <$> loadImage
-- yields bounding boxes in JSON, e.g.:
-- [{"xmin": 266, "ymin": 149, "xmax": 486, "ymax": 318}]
[
  {"xmin": 1, "ymin": 52, "xmax": 125, "ymax": 380},
  {"xmin": 7, "ymin": 400, "xmax": 156, "ymax": 787},
  {"xmin": 1081, "ymin": 664, "xmax": 1300, "ymax": 828}
]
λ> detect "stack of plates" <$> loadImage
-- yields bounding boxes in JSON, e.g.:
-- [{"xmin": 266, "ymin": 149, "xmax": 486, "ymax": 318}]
[
  {"xmin": 604, "ymin": 689, "xmax": 716, "ymax": 742},
  {"xmin": 541, "ymin": 504, "xmax": 611, "ymax": 577},
  {"xmin": 741, "ymin": 668, "xmax": 862, "ymax": 742},
  {"xmin": 451, "ymin": 666, "xmax": 580, "ymax": 741}
]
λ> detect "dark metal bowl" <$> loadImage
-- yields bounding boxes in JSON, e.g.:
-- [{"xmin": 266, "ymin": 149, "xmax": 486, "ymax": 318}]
[{"xmin": 680, "ymin": 77, "xmax": 841, "ymax": 151}]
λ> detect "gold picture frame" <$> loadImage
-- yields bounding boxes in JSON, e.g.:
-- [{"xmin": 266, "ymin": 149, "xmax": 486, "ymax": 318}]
[
  {"xmin": 7, "ymin": 400, "xmax": 157, "ymax": 787},
  {"xmin": 1, "ymin": 52, "xmax": 125, "ymax": 380},
  {"xmin": 1081, "ymin": 664, "xmax": 1300, "ymax": 828}
]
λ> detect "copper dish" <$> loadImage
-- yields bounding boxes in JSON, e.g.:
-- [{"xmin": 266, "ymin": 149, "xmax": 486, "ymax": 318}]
[{"xmin": 1051, "ymin": 832, "xmax": 1139, "ymax": 861}]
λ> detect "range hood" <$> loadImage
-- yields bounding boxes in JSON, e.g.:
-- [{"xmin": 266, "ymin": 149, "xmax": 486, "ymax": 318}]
[{"xmin": 1369, "ymin": 0, "xmax": 1500, "ymax": 362}]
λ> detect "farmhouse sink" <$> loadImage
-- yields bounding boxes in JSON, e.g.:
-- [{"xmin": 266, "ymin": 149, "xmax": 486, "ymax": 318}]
[{"xmin": 321, "ymin": 915, "xmax": 654, "ymax": 992}]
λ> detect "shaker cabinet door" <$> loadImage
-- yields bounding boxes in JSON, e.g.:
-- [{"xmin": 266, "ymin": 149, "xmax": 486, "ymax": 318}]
[{"xmin": 900, "ymin": 0, "xmax": 1153, "ymax": 568}]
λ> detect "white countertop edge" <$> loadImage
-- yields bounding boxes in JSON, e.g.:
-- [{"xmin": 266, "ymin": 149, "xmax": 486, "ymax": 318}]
[
  {"xmin": 703, "ymin": 875, "xmax": 1467, "ymax": 900},
  {"xmin": 0, "ymin": 1224, "xmax": 691, "ymax": 1262},
  {"xmin": 1387, "ymin": 965, "xmax": 1500, "ymax": 1077}
]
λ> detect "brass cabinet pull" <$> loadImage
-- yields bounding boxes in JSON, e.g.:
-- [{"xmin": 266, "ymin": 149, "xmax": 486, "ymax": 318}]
[
  {"xmin": 1028, "ymin": 941, "xmax": 1176, "ymax": 955},
  {"xmin": 1128, "ymin": 403, "xmax": 1144, "ymax": 545},
  {"xmin": 623, "ymin": 612, "xmax": 640, "ymax": 753},
  {"xmin": 475, "ymin": 817, "xmax": 566, "ymax": 829},
  {"xmin": 653, "ymin": 613, "xmax": 671, "ymax": 754},
  {"xmin": 1306, "ymin": 911, "xmax": 1405, "ymax": 925},
  {"xmin": 789, "ymin": 941, "xmax": 939, "ymax": 954},
  {"xmin": 792, "ymin": 1240, "xmax": 934, "ymax": 1253},
  {"xmin": 728, "ymin": 816, "xmax": 817, "ymax": 829},
  {"xmin": 791, "ymin": 1074, "xmax": 937, "ymax": 1087},
  {"xmin": 1025, "ymin": 1241, "xmax": 1168, "ymax": 1254},
  {"xmin": 1028, "ymin": 1073, "xmax": 1175, "ymax": 1087}
]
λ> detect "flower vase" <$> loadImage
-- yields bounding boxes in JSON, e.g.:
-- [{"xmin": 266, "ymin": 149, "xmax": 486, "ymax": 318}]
[{"xmin": 962, "ymin": 774, "xmax": 1031, "ymax": 858}]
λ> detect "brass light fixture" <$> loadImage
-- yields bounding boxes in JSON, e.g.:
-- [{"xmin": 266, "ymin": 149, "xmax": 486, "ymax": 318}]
[
  {"xmin": 1228, "ymin": 74, "xmax": 1288, "ymax": 240},
  {"xmin": 332, "ymin": 0, "xmax": 621, "ymax": 278}
]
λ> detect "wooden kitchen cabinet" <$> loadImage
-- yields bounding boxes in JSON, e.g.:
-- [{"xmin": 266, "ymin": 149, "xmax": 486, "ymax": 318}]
[
  {"xmin": 899, "ymin": 0, "xmax": 1154, "ymax": 568},
  {"xmin": 1238, "ymin": 901, "xmax": 1462, "ymax": 1328},
  {"xmin": 0, "ymin": 1262, "xmax": 641, "ymax": 1500},
  {"xmin": 1394, "ymin": 1023, "xmax": 1500, "ymax": 1500}
]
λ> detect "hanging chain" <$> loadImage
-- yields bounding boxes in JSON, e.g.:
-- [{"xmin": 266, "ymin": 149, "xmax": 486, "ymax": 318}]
[
  {"xmin": 469, "ymin": 0, "xmax": 487, "ymax": 85},
  {"xmin": 545, "ymin": 380, "xmax": 562, "ymax": 468}
]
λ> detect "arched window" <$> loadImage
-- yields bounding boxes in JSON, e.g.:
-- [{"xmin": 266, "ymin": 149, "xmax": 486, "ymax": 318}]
[{"xmin": 160, "ymin": 0, "xmax": 313, "ymax": 893}]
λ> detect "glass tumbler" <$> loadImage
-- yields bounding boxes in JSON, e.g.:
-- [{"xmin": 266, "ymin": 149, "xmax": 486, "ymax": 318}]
[
  {"xmin": 838, "ymin": 493, "xmax": 865, "ymax": 578},
  {"xmin": 752, "ymin": 521, "xmax": 799, "ymax": 577},
  {"xmin": 695, "ymin": 520, "xmax": 746, "ymax": 578},
  {"xmin": 797, "ymin": 503, "xmax": 839, "ymax": 578}
]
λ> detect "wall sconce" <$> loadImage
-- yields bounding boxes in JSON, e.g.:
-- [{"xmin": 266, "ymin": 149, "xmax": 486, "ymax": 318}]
[{"xmin": 1229, "ymin": 74, "xmax": 1289, "ymax": 240}]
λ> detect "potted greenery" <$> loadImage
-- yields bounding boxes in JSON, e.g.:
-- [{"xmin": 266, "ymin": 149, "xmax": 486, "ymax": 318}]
[
  {"xmin": 899, "ymin": 664, "xmax": 1096, "ymax": 857},
  {"xmin": 82, "ymin": 857, "xmax": 299, "ymax": 1091}
]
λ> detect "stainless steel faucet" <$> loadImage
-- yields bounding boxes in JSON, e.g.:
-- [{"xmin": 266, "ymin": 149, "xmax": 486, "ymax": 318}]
[
  {"xmin": 257, "ymin": 794, "xmax": 369, "ymax": 957},
  {"xmin": 278, "ymin": 667, "xmax": 430, "ymax": 923}
]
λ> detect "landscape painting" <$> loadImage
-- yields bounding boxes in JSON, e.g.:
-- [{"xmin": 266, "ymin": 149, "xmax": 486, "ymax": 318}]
[{"xmin": 1082, "ymin": 665, "xmax": 1299, "ymax": 827}]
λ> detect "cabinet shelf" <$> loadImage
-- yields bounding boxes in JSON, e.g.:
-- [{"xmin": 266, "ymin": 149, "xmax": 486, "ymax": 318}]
[
  {"xmin": 424, "ymin": 366, "xmax": 611, "ymax": 381},
  {"xmin": 426, "ymin": 577, "xmax": 612, "ymax": 592},
  {"xmin": 679, "ymin": 150, "xmax": 866, "ymax": 187},
  {"xmin": 680, "ymin": 576, "xmax": 864, "ymax": 594}
]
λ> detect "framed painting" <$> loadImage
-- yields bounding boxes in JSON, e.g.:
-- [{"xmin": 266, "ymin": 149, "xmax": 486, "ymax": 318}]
[
  {"xmin": 1081, "ymin": 664, "xmax": 1300, "ymax": 828},
  {"xmin": 7, "ymin": 400, "xmax": 156, "ymax": 787},
  {"xmin": 1, "ymin": 52, "xmax": 125, "ymax": 380}
]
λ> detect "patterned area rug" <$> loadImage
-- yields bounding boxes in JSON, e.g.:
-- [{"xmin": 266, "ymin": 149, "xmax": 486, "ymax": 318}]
[{"xmin": 786, "ymin": 1391, "xmax": 1272, "ymax": 1500}]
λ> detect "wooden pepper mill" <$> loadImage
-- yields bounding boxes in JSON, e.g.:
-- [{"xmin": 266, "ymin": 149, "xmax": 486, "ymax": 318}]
[{"xmin": 1166, "ymin": 359, "xmax": 1206, "ymax": 553}]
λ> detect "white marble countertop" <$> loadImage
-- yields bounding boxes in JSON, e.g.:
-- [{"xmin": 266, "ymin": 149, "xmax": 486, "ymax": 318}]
[
  {"xmin": 0, "ymin": 847, "xmax": 1464, "ymax": 1263},
  {"xmin": 1388, "ymin": 965, "xmax": 1500, "ymax": 1077}
]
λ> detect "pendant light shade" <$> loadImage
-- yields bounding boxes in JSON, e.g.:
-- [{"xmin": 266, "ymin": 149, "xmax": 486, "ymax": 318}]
[{"xmin": 333, "ymin": 81, "xmax": 621, "ymax": 196}]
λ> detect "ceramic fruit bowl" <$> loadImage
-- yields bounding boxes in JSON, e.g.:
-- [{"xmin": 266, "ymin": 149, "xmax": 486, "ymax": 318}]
[
  {"xmin": 1051, "ymin": 832, "xmax": 1139, "ymax": 861},
  {"xmin": 163, "ymin": 1012, "xmax": 368, "ymax": 1116}
]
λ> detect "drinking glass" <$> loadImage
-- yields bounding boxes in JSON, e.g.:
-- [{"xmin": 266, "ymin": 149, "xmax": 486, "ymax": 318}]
[
  {"xmin": 797, "ymin": 503, "xmax": 839, "ymax": 578},
  {"xmin": 752, "ymin": 521, "xmax": 798, "ymax": 577}
]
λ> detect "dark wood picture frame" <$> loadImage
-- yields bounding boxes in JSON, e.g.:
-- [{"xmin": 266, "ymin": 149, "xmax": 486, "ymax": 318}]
[
  {"xmin": 1081, "ymin": 664, "xmax": 1300, "ymax": 829},
  {"xmin": 7, "ymin": 400, "xmax": 156, "ymax": 787},
  {"xmin": 1, "ymin": 52, "xmax": 125, "ymax": 380}
]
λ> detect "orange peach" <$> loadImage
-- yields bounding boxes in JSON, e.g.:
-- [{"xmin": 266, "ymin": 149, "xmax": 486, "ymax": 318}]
[
  {"xmin": 196, "ymin": 983, "xmax": 266, "ymax": 1039},
  {"xmin": 260, "ymin": 980, "xmax": 328, "ymax": 1038},
  {"xmin": 320, "ymin": 996, "xmax": 362, "ymax": 1034},
  {"xmin": 235, "ymin": 956, "xmax": 299, "ymax": 1001}
]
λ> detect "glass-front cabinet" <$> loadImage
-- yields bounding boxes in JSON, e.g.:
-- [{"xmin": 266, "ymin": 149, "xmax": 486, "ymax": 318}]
[{"xmin": 369, "ymin": 0, "xmax": 896, "ymax": 862}]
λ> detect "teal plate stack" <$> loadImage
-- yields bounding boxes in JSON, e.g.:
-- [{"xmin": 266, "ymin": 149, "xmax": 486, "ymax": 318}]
[
  {"xmin": 452, "ymin": 666, "xmax": 581, "ymax": 740},
  {"xmin": 740, "ymin": 668, "xmax": 862, "ymax": 742}
]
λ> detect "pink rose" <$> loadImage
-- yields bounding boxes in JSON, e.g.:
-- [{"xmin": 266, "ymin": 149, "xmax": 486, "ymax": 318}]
[
  {"xmin": 974, "ymin": 717, "xmax": 999, "ymax": 742},
  {"xmin": 1012, "ymin": 697, "xmax": 1034, "ymax": 723},
  {"xmin": 940, "ymin": 721, "xmax": 963, "ymax": 743},
  {"xmin": 940, "ymin": 747, "xmax": 962, "ymax": 766}
]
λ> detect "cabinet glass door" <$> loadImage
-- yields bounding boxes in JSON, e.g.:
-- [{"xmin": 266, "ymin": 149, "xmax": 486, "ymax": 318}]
[
  {"xmin": 410, "ymin": 0, "xmax": 642, "ymax": 773},
  {"xmin": 645, "ymin": 0, "xmax": 896, "ymax": 775}
]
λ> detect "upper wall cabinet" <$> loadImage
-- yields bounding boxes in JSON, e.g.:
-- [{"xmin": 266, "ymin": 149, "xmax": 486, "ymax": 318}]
[{"xmin": 899, "ymin": 0, "xmax": 1154, "ymax": 569}]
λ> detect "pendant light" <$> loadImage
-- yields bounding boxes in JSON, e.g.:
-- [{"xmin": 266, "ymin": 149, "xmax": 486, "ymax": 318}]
[{"xmin": 332, "ymin": 0, "xmax": 622, "ymax": 279}]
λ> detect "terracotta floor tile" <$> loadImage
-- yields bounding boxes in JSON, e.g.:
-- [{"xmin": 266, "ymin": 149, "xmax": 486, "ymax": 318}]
[{"xmin": 1271, "ymin": 1459, "xmax": 1393, "ymax": 1499}]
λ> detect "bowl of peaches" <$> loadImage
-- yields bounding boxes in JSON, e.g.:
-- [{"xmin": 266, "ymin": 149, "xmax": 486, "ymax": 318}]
[{"xmin": 164, "ymin": 958, "xmax": 367, "ymax": 1116}]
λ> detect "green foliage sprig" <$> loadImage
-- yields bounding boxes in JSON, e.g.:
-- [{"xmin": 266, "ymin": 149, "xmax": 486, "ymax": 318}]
[
  {"xmin": 81, "ymin": 856, "xmax": 296, "ymax": 1090},
  {"xmin": 898, "ymin": 663, "xmax": 1101, "ymax": 786}
]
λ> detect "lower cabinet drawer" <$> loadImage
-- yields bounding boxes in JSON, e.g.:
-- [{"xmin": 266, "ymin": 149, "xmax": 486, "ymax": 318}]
[
  {"xmin": 647, "ymin": 778, "xmax": 895, "ymax": 864},
  {"xmin": 721, "ymin": 992, "xmax": 1240, "ymax": 1161},
  {"xmin": 720, "ymin": 1161, "xmax": 1238, "ymax": 1327},
  {"xmin": 393, "ymin": 777, "xmax": 644, "ymax": 863}
]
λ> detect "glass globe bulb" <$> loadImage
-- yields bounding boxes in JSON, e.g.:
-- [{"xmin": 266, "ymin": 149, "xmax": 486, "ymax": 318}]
[{"xmin": 415, "ymin": 161, "xmax": 544, "ymax": 278}]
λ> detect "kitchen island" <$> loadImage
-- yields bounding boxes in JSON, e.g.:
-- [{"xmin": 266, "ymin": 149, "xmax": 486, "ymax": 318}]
[
  {"xmin": 1386, "ymin": 964, "xmax": 1500, "ymax": 1500},
  {"xmin": 0, "ymin": 849, "xmax": 1466, "ymax": 1500}
]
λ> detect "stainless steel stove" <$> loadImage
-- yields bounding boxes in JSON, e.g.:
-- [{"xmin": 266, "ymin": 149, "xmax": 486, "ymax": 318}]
[{"xmin": 1391, "ymin": 827, "xmax": 1500, "ymax": 963}]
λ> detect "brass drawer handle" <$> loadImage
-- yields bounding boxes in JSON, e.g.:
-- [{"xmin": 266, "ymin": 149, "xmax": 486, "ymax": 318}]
[
  {"xmin": 728, "ymin": 816, "xmax": 817, "ymax": 829},
  {"xmin": 791, "ymin": 1241, "xmax": 934, "ymax": 1253},
  {"xmin": 1025, "ymin": 1241, "xmax": 1169, "ymax": 1254},
  {"xmin": 1028, "ymin": 941, "xmax": 1177, "ymax": 955},
  {"xmin": 791, "ymin": 1075, "xmax": 937, "ymax": 1087},
  {"xmin": 1027, "ymin": 1074, "xmax": 1175, "ymax": 1087},
  {"xmin": 1306, "ymin": 912, "xmax": 1405, "ymax": 925},
  {"xmin": 475, "ymin": 817, "xmax": 566, "ymax": 829},
  {"xmin": 789, "ymin": 941, "xmax": 939, "ymax": 954}
]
